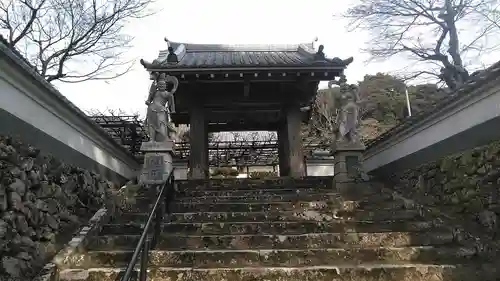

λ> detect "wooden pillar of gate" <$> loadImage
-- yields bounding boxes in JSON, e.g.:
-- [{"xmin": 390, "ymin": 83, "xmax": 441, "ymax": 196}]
[
  {"xmin": 278, "ymin": 104, "xmax": 305, "ymax": 178},
  {"xmin": 188, "ymin": 101, "xmax": 209, "ymax": 179}
]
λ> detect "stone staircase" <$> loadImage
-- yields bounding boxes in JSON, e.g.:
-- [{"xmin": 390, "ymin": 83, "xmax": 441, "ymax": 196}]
[{"xmin": 57, "ymin": 177, "xmax": 497, "ymax": 281}]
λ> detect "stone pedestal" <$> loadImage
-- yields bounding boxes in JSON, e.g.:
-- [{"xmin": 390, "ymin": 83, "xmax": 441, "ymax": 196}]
[
  {"xmin": 173, "ymin": 159, "xmax": 188, "ymax": 180},
  {"xmin": 333, "ymin": 141, "xmax": 365, "ymax": 187},
  {"xmin": 139, "ymin": 141, "xmax": 174, "ymax": 185}
]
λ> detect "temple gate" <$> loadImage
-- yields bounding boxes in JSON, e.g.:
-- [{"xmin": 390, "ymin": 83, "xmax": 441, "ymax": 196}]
[{"xmin": 140, "ymin": 39, "xmax": 352, "ymax": 179}]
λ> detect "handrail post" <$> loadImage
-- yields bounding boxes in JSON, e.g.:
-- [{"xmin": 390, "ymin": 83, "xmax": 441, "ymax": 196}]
[
  {"xmin": 120, "ymin": 169, "xmax": 175, "ymax": 281},
  {"xmin": 152, "ymin": 190, "xmax": 163, "ymax": 249},
  {"xmin": 165, "ymin": 174, "xmax": 174, "ymax": 214},
  {"xmin": 119, "ymin": 181, "xmax": 169, "ymax": 281},
  {"xmin": 139, "ymin": 238, "xmax": 150, "ymax": 281}
]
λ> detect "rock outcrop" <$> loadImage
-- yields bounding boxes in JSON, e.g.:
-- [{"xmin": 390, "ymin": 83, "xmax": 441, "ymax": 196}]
[{"xmin": 0, "ymin": 135, "xmax": 117, "ymax": 280}]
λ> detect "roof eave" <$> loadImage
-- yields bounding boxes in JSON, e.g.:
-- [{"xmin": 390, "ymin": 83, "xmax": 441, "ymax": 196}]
[
  {"xmin": 142, "ymin": 64, "xmax": 347, "ymax": 73},
  {"xmin": 0, "ymin": 40, "xmax": 139, "ymax": 164}
]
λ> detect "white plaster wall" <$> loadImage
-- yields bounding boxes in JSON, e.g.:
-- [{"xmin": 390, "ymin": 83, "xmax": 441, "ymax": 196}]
[
  {"xmin": 306, "ymin": 162, "xmax": 335, "ymax": 176},
  {"xmin": 248, "ymin": 166, "xmax": 276, "ymax": 173},
  {"xmin": 0, "ymin": 61, "xmax": 138, "ymax": 179},
  {"xmin": 173, "ymin": 162, "xmax": 188, "ymax": 180},
  {"xmin": 364, "ymin": 78, "xmax": 500, "ymax": 172}
]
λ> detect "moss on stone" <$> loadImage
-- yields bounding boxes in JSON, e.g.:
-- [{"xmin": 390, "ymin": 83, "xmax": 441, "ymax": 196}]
[{"xmin": 388, "ymin": 139, "xmax": 500, "ymax": 247}]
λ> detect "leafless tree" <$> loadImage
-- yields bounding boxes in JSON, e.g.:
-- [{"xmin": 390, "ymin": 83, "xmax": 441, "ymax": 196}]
[
  {"xmin": 259, "ymin": 131, "xmax": 278, "ymax": 142},
  {"xmin": 305, "ymin": 88, "xmax": 339, "ymax": 145},
  {"xmin": 86, "ymin": 108, "xmax": 141, "ymax": 117},
  {"xmin": 227, "ymin": 131, "xmax": 277, "ymax": 142},
  {"xmin": 343, "ymin": 0, "xmax": 500, "ymax": 90},
  {"xmin": 176, "ymin": 124, "xmax": 190, "ymax": 142},
  {"xmin": 208, "ymin": 132, "xmax": 222, "ymax": 143},
  {"xmin": 0, "ymin": 0, "xmax": 155, "ymax": 83}
]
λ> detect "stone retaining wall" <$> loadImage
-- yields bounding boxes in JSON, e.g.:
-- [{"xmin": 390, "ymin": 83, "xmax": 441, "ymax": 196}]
[
  {"xmin": 386, "ymin": 140, "xmax": 500, "ymax": 240},
  {"xmin": 0, "ymin": 135, "xmax": 119, "ymax": 280}
]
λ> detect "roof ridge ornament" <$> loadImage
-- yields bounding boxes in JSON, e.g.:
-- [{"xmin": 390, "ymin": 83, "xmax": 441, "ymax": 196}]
[
  {"xmin": 314, "ymin": 45, "xmax": 354, "ymax": 67},
  {"xmin": 140, "ymin": 38, "xmax": 181, "ymax": 68},
  {"xmin": 163, "ymin": 37, "xmax": 178, "ymax": 64},
  {"xmin": 312, "ymin": 36, "xmax": 319, "ymax": 51},
  {"xmin": 297, "ymin": 43, "xmax": 316, "ymax": 57}
]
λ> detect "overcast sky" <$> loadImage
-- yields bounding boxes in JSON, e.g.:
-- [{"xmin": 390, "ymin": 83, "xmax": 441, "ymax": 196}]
[
  {"xmin": 51, "ymin": 0, "xmax": 495, "ymax": 117},
  {"xmin": 48, "ymin": 0, "xmax": 393, "ymax": 116}
]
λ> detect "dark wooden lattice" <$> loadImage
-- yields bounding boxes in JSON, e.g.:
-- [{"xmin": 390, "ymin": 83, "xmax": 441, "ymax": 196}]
[
  {"xmin": 89, "ymin": 114, "xmax": 328, "ymax": 166},
  {"xmin": 89, "ymin": 115, "xmax": 148, "ymax": 159},
  {"xmin": 175, "ymin": 140, "xmax": 329, "ymax": 167}
]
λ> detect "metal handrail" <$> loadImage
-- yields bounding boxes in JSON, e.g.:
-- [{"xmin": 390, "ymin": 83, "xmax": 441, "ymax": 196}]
[{"xmin": 120, "ymin": 171, "xmax": 175, "ymax": 281}]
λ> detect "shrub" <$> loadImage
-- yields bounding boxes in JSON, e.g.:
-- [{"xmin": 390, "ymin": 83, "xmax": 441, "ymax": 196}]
[
  {"xmin": 211, "ymin": 167, "xmax": 239, "ymax": 178},
  {"xmin": 249, "ymin": 171, "xmax": 278, "ymax": 179}
]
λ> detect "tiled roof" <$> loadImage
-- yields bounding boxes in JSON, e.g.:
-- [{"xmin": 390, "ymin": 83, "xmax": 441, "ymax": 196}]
[
  {"xmin": 0, "ymin": 35, "xmax": 138, "ymax": 162},
  {"xmin": 0, "ymin": 35, "xmax": 35, "ymax": 68},
  {"xmin": 143, "ymin": 41, "xmax": 349, "ymax": 69},
  {"xmin": 366, "ymin": 60, "xmax": 500, "ymax": 149}
]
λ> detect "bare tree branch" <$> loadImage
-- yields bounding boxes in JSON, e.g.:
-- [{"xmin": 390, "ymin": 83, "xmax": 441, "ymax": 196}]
[
  {"xmin": 398, "ymin": 70, "xmax": 441, "ymax": 82},
  {"xmin": 0, "ymin": 0, "xmax": 156, "ymax": 83},
  {"xmin": 342, "ymin": 0, "xmax": 500, "ymax": 90},
  {"xmin": 226, "ymin": 131, "xmax": 277, "ymax": 142},
  {"xmin": 304, "ymin": 87, "xmax": 340, "ymax": 145}
]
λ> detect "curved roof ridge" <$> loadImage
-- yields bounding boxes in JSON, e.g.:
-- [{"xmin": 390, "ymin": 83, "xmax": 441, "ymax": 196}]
[
  {"xmin": 169, "ymin": 41, "xmax": 314, "ymax": 52},
  {"xmin": 143, "ymin": 39, "xmax": 348, "ymax": 70}
]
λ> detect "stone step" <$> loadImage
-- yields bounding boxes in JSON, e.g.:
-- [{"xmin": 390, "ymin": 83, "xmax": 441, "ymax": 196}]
[
  {"xmin": 191, "ymin": 177, "xmax": 332, "ymax": 184},
  {"xmin": 126, "ymin": 200, "xmax": 412, "ymax": 214},
  {"xmin": 100, "ymin": 220, "xmax": 448, "ymax": 236},
  {"xmin": 176, "ymin": 184, "xmax": 330, "ymax": 192},
  {"xmin": 162, "ymin": 192, "xmax": 344, "ymax": 204},
  {"xmin": 65, "ymin": 246, "xmax": 479, "ymax": 269},
  {"xmin": 113, "ymin": 209, "xmax": 422, "ymax": 224},
  {"xmin": 58, "ymin": 263, "xmax": 499, "ymax": 281},
  {"xmin": 174, "ymin": 188, "xmax": 335, "ymax": 198},
  {"xmin": 179, "ymin": 183, "xmax": 330, "ymax": 190},
  {"xmin": 176, "ymin": 178, "xmax": 333, "ymax": 191},
  {"xmin": 175, "ymin": 188, "xmax": 389, "ymax": 199},
  {"xmin": 88, "ymin": 231, "xmax": 456, "ymax": 251},
  {"xmin": 134, "ymin": 188, "xmax": 344, "ymax": 200},
  {"xmin": 137, "ymin": 194, "xmax": 400, "ymax": 207},
  {"xmin": 176, "ymin": 188, "xmax": 334, "ymax": 197}
]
